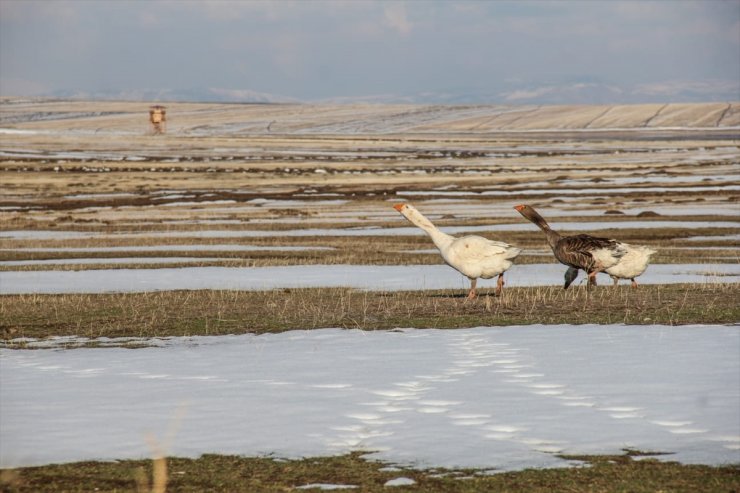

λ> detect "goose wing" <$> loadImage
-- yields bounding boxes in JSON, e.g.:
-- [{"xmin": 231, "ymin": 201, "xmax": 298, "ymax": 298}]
[
  {"xmin": 449, "ymin": 235, "xmax": 518, "ymax": 261},
  {"xmin": 555, "ymin": 234, "xmax": 625, "ymax": 270}
]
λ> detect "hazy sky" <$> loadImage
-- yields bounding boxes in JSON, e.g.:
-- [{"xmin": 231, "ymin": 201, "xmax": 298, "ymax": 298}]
[{"xmin": 1, "ymin": 0, "xmax": 739, "ymax": 102}]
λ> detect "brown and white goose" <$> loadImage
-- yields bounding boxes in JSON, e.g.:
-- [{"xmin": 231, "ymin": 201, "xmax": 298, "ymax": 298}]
[
  {"xmin": 394, "ymin": 203, "xmax": 521, "ymax": 298},
  {"xmin": 514, "ymin": 204, "xmax": 627, "ymax": 289}
]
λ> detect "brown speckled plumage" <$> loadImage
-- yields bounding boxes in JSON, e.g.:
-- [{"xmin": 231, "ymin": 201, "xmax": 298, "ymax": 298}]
[
  {"xmin": 514, "ymin": 204, "xmax": 627, "ymax": 289},
  {"xmin": 551, "ymin": 234, "xmax": 623, "ymax": 272}
]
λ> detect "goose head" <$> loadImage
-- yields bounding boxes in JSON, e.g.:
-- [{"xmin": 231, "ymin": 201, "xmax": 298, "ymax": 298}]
[
  {"xmin": 514, "ymin": 204, "xmax": 557, "ymax": 238},
  {"xmin": 514, "ymin": 204, "xmax": 547, "ymax": 225},
  {"xmin": 514, "ymin": 204, "xmax": 534, "ymax": 218},
  {"xmin": 394, "ymin": 202, "xmax": 434, "ymax": 229},
  {"xmin": 393, "ymin": 202, "xmax": 414, "ymax": 218}
]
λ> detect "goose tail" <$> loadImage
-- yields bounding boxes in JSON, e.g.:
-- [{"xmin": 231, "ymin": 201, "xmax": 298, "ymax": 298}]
[{"xmin": 505, "ymin": 246, "xmax": 522, "ymax": 260}]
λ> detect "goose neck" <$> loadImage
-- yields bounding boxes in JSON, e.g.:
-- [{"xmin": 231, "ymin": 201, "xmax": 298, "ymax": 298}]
[
  {"xmin": 407, "ymin": 210, "xmax": 454, "ymax": 249},
  {"xmin": 544, "ymin": 229, "xmax": 562, "ymax": 249},
  {"xmin": 524, "ymin": 209, "xmax": 561, "ymax": 248}
]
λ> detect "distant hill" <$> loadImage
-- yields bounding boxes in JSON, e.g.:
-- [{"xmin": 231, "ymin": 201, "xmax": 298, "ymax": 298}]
[
  {"xmin": 321, "ymin": 80, "xmax": 740, "ymax": 105},
  {"xmin": 2, "ymin": 100, "xmax": 737, "ymax": 135},
  {"xmin": 38, "ymin": 79, "xmax": 739, "ymax": 106},
  {"xmin": 46, "ymin": 87, "xmax": 298, "ymax": 104}
]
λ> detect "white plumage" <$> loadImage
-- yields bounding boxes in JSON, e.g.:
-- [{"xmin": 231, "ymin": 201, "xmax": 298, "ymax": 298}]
[
  {"xmin": 605, "ymin": 244, "xmax": 657, "ymax": 287},
  {"xmin": 590, "ymin": 246, "xmax": 628, "ymax": 271},
  {"xmin": 394, "ymin": 203, "xmax": 521, "ymax": 298}
]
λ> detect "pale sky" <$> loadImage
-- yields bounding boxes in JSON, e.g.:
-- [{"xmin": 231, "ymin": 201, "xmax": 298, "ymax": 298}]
[{"xmin": 1, "ymin": 0, "xmax": 738, "ymax": 103}]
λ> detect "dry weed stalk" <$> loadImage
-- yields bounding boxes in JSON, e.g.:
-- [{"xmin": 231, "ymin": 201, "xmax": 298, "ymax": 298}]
[
  {"xmin": 134, "ymin": 404, "xmax": 187, "ymax": 493},
  {"xmin": 141, "ymin": 435, "xmax": 168, "ymax": 493}
]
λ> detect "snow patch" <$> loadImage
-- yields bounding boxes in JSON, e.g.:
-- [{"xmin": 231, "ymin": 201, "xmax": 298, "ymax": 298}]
[
  {"xmin": 0, "ymin": 263, "xmax": 736, "ymax": 294},
  {"xmin": 1, "ymin": 325, "xmax": 737, "ymax": 470}
]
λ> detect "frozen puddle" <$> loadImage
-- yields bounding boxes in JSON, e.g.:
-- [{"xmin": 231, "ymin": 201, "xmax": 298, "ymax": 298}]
[
  {"xmin": 0, "ymin": 263, "xmax": 737, "ymax": 294},
  {"xmin": 1, "ymin": 325, "xmax": 738, "ymax": 470}
]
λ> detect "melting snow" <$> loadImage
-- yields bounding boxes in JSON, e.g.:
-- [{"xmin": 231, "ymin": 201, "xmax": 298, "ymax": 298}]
[
  {"xmin": 3, "ymin": 245, "xmax": 334, "ymax": 253},
  {"xmin": 0, "ymin": 263, "xmax": 737, "ymax": 294},
  {"xmin": 1, "ymin": 325, "xmax": 738, "ymax": 470},
  {"xmin": 384, "ymin": 477, "xmax": 416, "ymax": 486},
  {"xmin": 0, "ymin": 257, "xmax": 223, "ymax": 267},
  {"xmin": 685, "ymin": 234, "xmax": 740, "ymax": 242},
  {"xmin": 397, "ymin": 185, "xmax": 740, "ymax": 197},
  {"xmin": 1, "ymin": 220, "xmax": 737, "ymax": 241}
]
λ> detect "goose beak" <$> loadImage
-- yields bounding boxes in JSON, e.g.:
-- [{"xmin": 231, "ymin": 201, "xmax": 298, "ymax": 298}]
[
  {"xmin": 514, "ymin": 205, "xmax": 525, "ymax": 212},
  {"xmin": 393, "ymin": 203, "xmax": 406, "ymax": 212}
]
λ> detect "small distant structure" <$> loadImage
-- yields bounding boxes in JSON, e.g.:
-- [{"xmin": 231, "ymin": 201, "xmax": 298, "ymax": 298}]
[{"xmin": 149, "ymin": 105, "xmax": 166, "ymax": 134}]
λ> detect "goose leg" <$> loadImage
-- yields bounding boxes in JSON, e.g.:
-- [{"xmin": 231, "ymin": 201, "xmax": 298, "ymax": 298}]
[
  {"xmin": 467, "ymin": 278, "xmax": 477, "ymax": 300},
  {"xmin": 587, "ymin": 270, "xmax": 598, "ymax": 289},
  {"xmin": 586, "ymin": 260, "xmax": 606, "ymax": 290},
  {"xmin": 631, "ymin": 278, "xmax": 638, "ymax": 288},
  {"xmin": 611, "ymin": 275, "xmax": 619, "ymax": 287},
  {"xmin": 495, "ymin": 274, "xmax": 504, "ymax": 296}
]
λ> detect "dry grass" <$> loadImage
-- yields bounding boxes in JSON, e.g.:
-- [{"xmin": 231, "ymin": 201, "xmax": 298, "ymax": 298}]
[
  {"xmin": 1, "ymin": 223, "xmax": 737, "ymax": 271},
  {"xmin": 2, "ymin": 283, "xmax": 737, "ymax": 344},
  {"xmin": 2, "ymin": 450, "xmax": 738, "ymax": 492}
]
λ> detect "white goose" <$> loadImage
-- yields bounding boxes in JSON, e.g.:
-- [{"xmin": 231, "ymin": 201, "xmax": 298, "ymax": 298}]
[
  {"xmin": 394, "ymin": 203, "xmax": 521, "ymax": 298},
  {"xmin": 604, "ymin": 245, "xmax": 657, "ymax": 287}
]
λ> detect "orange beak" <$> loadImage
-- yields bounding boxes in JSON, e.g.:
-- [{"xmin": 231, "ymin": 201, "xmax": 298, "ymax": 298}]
[
  {"xmin": 513, "ymin": 205, "xmax": 525, "ymax": 212},
  {"xmin": 393, "ymin": 203, "xmax": 406, "ymax": 212}
]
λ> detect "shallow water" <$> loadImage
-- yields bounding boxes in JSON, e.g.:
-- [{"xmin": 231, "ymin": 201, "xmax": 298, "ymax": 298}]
[
  {"xmin": 406, "ymin": 203, "xmax": 740, "ymax": 218},
  {"xmin": 2, "ymin": 245, "xmax": 334, "ymax": 253},
  {"xmin": 1, "ymin": 263, "xmax": 737, "ymax": 294},
  {"xmin": 2, "ymin": 326, "xmax": 738, "ymax": 470},
  {"xmin": 685, "ymin": 234, "xmax": 740, "ymax": 242},
  {"xmin": 1, "ymin": 220, "xmax": 737, "ymax": 241},
  {"xmin": 397, "ymin": 185, "xmax": 740, "ymax": 197},
  {"xmin": 0, "ymin": 257, "xmax": 223, "ymax": 267}
]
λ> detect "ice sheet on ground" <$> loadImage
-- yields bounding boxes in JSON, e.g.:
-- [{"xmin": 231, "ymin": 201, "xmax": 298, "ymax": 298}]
[
  {"xmin": 397, "ymin": 185, "xmax": 740, "ymax": 196},
  {"xmin": 0, "ymin": 257, "xmax": 225, "ymax": 267},
  {"xmin": 0, "ymin": 231, "xmax": 95, "ymax": 240},
  {"xmin": 2, "ymin": 245, "xmax": 333, "ymax": 253},
  {"xmin": 1, "ymin": 325, "xmax": 738, "ymax": 471},
  {"xmin": 686, "ymin": 234, "xmax": 740, "ymax": 242},
  {"xmin": 1, "ymin": 220, "xmax": 737, "ymax": 241},
  {"xmin": 63, "ymin": 193, "xmax": 142, "ymax": 199},
  {"xmin": 409, "ymin": 203, "xmax": 740, "ymax": 218},
  {"xmin": 1, "ymin": 263, "xmax": 737, "ymax": 294},
  {"xmin": 562, "ymin": 174, "xmax": 740, "ymax": 185}
]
